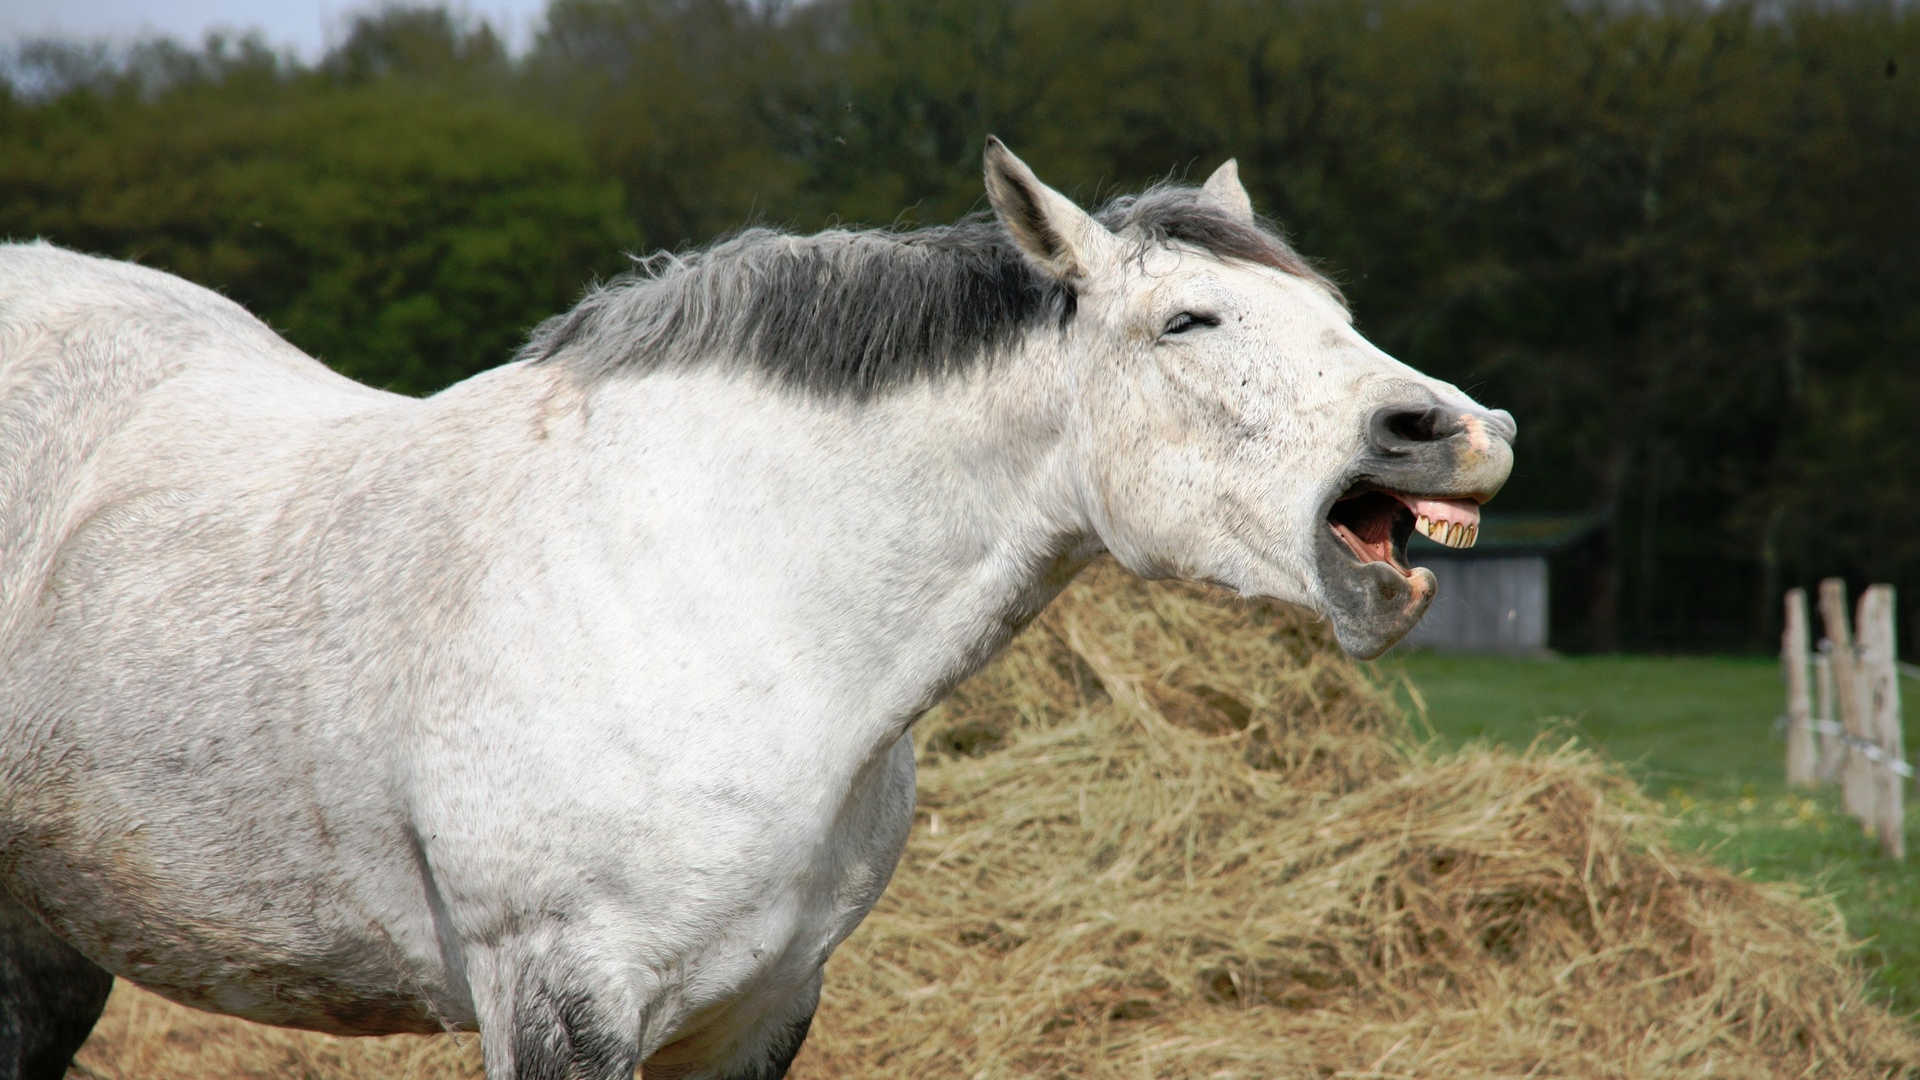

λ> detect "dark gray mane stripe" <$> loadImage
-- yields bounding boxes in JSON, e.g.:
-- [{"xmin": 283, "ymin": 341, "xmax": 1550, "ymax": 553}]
[{"xmin": 523, "ymin": 183, "xmax": 1336, "ymax": 401}]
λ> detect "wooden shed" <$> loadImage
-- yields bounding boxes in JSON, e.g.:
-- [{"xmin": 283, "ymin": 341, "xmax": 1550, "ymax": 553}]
[{"xmin": 1401, "ymin": 514, "xmax": 1604, "ymax": 654}]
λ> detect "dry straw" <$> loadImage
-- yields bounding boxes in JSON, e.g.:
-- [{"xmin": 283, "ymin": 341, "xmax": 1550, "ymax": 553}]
[{"xmin": 72, "ymin": 562, "xmax": 1920, "ymax": 1079}]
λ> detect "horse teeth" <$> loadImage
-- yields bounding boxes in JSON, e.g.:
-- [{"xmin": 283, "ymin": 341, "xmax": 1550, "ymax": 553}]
[{"xmin": 1417, "ymin": 515, "xmax": 1475, "ymax": 549}]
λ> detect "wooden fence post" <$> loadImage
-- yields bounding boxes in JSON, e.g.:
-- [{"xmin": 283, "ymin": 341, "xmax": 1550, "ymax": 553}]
[
  {"xmin": 1812, "ymin": 645, "xmax": 1843, "ymax": 780},
  {"xmin": 1814, "ymin": 650, "xmax": 1841, "ymax": 784},
  {"xmin": 1783, "ymin": 588, "xmax": 1817, "ymax": 786},
  {"xmin": 1818, "ymin": 578, "xmax": 1873, "ymax": 827},
  {"xmin": 1859, "ymin": 585, "xmax": 1906, "ymax": 860}
]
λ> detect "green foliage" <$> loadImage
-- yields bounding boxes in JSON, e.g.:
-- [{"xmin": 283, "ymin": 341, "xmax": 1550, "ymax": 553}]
[
  {"xmin": 324, "ymin": 6, "xmax": 509, "ymax": 84},
  {"xmin": 3, "ymin": 0, "xmax": 1916, "ymax": 642},
  {"xmin": 0, "ymin": 17, "xmax": 634, "ymax": 394},
  {"xmin": 529, "ymin": 0, "xmax": 813, "ymax": 245}
]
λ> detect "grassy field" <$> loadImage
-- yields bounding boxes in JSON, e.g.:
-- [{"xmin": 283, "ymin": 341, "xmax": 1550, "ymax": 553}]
[{"xmin": 1373, "ymin": 651, "xmax": 1920, "ymax": 1020}]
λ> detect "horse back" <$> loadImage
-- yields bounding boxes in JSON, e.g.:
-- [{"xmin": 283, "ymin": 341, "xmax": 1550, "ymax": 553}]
[
  {"xmin": 0, "ymin": 243, "xmax": 392, "ymax": 639},
  {"xmin": 0, "ymin": 244, "xmax": 471, "ymax": 1029}
]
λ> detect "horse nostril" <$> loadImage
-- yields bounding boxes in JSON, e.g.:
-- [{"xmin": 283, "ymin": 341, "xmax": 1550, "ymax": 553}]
[
  {"xmin": 1487, "ymin": 408, "xmax": 1518, "ymax": 444},
  {"xmin": 1373, "ymin": 404, "xmax": 1458, "ymax": 448}
]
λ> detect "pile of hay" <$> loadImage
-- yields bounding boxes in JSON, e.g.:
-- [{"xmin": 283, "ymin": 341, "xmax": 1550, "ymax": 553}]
[
  {"xmin": 71, "ymin": 563, "xmax": 1919, "ymax": 1078},
  {"xmin": 790, "ymin": 563, "xmax": 1917, "ymax": 1078}
]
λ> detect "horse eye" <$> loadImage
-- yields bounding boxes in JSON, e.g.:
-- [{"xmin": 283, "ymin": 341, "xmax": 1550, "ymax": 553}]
[{"xmin": 1162, "ymin": 311, "xmax": 1220, "ymax": 336}]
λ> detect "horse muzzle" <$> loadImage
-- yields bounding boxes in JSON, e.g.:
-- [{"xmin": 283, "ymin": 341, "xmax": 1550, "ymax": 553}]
[{"xmin": 1313, "ymin": 399, "xmax": 1517, "ymax": 659}]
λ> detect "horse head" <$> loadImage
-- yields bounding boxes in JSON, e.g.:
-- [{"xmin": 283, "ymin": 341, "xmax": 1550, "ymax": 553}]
[{"xmin": 984, "ymin": 138, "xmax": 1515, "ymax": 658}]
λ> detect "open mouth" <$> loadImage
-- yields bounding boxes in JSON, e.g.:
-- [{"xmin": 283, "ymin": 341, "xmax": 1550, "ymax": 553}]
[
  {"xmin": 1310, "ymin": 408, "xmax": 1512, "ymax": 660},
  {"xmin": 1326, "ymin": 489, "xmax": 1483, "ymax": 575}
]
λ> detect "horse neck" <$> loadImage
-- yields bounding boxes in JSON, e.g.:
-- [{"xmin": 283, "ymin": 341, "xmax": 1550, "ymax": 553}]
[{"xmin": 531, "ymin": 350, "xmax": 1095, "ymax": 737}]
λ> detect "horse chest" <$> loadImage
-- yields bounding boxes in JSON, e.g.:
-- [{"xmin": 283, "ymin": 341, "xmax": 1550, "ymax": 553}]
[
  {"xmin": 640, "ymin": 733, "xmax": 918, "ymax": 1060},
  {"xmin": 423, "ymin": 691, "xmax": 916, "ymax": 974},
  {"xmin": 643, "ymin": 728, "xmax": 916, "ymax": 967}
]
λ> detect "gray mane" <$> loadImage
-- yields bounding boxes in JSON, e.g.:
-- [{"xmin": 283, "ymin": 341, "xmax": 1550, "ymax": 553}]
[{"xmin": 522, "ymin": 184, "xmax": 1339, "ymax": 401}]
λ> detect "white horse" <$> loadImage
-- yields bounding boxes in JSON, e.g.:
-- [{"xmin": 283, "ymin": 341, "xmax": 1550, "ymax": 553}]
[{"xmin": 0, "ymin": 140, "xmax": 1512, "ymax": 1079}]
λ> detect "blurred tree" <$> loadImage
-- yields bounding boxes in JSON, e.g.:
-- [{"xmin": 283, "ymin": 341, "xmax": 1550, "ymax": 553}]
[
  {"xmin": 323, "ymin": 5, "xmax": 510, "ymax": 85},
  {"xmin": 0, "ymin": 21, "xmax": 635, "ymax": 394},
  {"xmin": 529, "ymin": 0, "xmax": 811, "ymax": 246},
  {"xmin": 3, "ymin": 0, "xmax": 1914, "ymax": 648},
  {"xmin": 1272, "ymin": 0, "xmax": 1920, "ymax": 649},
  {"xmin": 784, "ymin": 0, "xmax": 1032, "ymax": 223},
  {"xmin": 1344, "ymin": 0, "xmax": 1819, "ymax": 647},
  {"xmin": 1748, "ymin": 1, "xmax": 1920, "ymax": 641}
]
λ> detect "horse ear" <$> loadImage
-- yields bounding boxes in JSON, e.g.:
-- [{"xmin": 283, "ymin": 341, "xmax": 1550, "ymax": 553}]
[
  {"xmin": 1201, "ymin": 159, "xmax": 1255, "ymax": 222},
  {"xmin": 983, "ymin": 136, "xmax": 1118, "ymax": 284}
]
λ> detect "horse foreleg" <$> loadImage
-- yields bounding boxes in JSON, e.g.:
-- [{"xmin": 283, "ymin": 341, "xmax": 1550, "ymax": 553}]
[
  {"xmin": 643, "ymin": 975, "xmax": 820, "ymax": 1080},
  {"xmin": 469, "ymin": 947, "xmax": 644, "ymax": 1080},
  {"xmin": 0, "ymin": 892, "xmax": 113, "ymax": 1080},
  {"xmin": 468, "ymin": 945, "xmax": 820, "ymax": 1080}
]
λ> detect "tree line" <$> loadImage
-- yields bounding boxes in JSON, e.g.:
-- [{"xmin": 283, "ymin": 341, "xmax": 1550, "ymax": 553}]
[{"xmin": 2, "ymin": 0, "xmax": 1914, "ymax": 653}]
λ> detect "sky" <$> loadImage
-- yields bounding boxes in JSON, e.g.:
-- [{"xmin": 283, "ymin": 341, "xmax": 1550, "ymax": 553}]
[{"xmin": 0, "ymin": 0, "xmax": 552, "ymax": 62}]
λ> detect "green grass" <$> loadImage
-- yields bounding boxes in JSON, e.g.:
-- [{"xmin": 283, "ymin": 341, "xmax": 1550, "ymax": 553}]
[{"xmin": 1371, "ymin": 651, "xmax": 1920, "ymax": 1021}]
